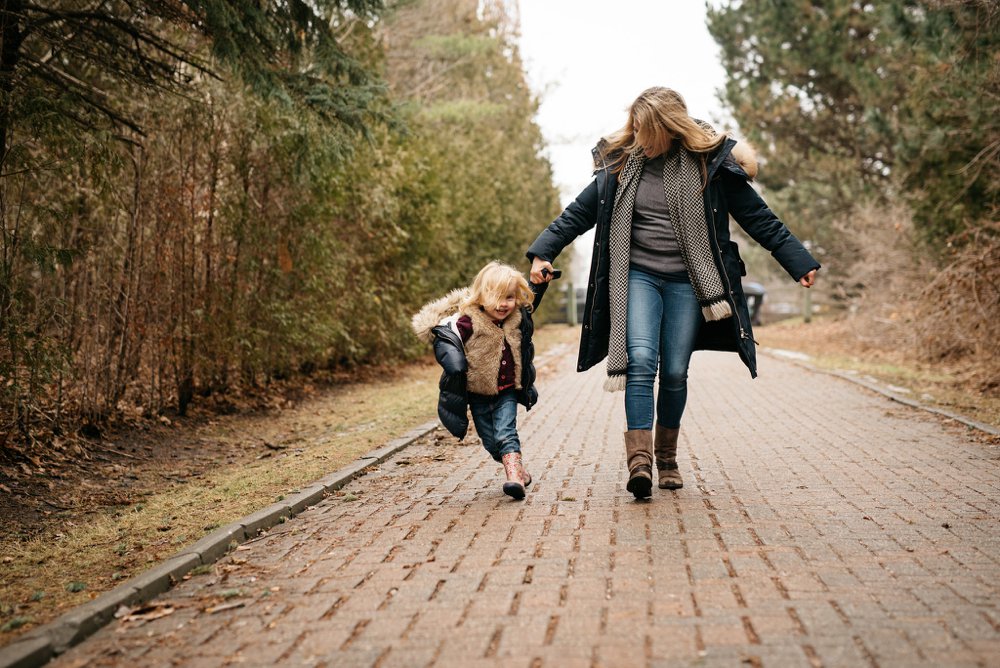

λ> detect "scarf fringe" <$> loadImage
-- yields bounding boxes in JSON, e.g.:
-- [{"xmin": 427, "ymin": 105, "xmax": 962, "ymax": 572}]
[
  {"xmin": 702, "ymin": 300, "xmax": 733, "ymax": 322},
  {"xmin": 603, "ymin": 374, "xmax": 627, "ymax": 393}
]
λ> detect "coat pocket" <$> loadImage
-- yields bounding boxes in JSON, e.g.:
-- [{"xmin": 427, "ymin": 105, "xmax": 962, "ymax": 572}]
[{"xmin": 728, "ymin": 240, "xmax": 747, "ymax": 277}]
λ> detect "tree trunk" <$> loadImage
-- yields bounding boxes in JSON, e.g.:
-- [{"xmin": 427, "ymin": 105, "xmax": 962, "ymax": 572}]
[{"xmin": 0, "ymin": 0, "xmax": 24, "ymax": 164}]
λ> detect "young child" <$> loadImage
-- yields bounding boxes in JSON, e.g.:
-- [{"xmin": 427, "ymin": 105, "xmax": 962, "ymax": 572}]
[{"xmin": 412, "ymin": 261, "xmax": 547, "ymax": 500}]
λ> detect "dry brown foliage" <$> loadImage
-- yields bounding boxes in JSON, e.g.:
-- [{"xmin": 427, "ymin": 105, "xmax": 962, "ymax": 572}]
[
  {"xmin": 827, "ymin": 204, "xmax": 999, "ymax": 395},
  {"xmin": 827, "ymin": 202, "xmax": 926, "ymax": 354},
  {"xmin": 913, "ymin": 221, "xmax": 1000, "ymax": 392}
]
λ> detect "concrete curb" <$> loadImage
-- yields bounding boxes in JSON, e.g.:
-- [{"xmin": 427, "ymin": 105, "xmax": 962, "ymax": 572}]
[
  {"xmin": 761, "ymin": 348, "xmax": 999, "ymax": 437},
  {"xmin": 0, "ymin": 421, "xmax": 440, "ymax": 668}
]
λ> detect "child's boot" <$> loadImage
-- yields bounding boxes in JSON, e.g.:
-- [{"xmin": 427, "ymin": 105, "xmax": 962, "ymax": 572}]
[
  {"xmin": 654, "ymin": 424, "xmax": 683, "ymax": 489},
  {"xmin": 624, "ymin": 430, "xmax": 653, "ymax": 499},
  {"xmin": 501, "ymin": 452, "xmax": 526, "ymax": 500}
]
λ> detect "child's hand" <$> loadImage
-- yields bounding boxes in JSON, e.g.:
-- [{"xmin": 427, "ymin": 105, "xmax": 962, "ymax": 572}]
[{"xmin": 530, "ymin": 257, "xmax": 554, "ymax": 284}]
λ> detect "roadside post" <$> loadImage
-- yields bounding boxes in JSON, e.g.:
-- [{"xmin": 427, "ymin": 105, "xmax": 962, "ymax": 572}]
[
  {"xmin": 803, "ymin": 240, "xmax": 813, "ymax": 323},
  {"xmin": 566, "ymin": 281, "xmax": 577, "ymax": 326}
]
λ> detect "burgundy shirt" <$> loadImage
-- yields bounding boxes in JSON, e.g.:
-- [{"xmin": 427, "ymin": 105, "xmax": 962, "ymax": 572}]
[{"xmin": 456, "ymin": 314, "xmax": 516, "ymax": 391}]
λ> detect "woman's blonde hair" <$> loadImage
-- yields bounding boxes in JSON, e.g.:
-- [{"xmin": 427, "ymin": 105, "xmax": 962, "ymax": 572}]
[
  {"xmin": 600, "ymin": 87, "xmax": 727, "ymax": 183},
  {"xmin": 464, "ymin": 261, "xmax": 534, "ymax": 313}
]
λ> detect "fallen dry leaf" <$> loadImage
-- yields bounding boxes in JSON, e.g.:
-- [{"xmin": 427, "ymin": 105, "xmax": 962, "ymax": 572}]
[
  {"xmin": 116, "ymin": 602, "xmax": 176, "ymax": 624},
  {"xmin": 205, "ymin": 601, "xmax": 245, "ymax": 614}
]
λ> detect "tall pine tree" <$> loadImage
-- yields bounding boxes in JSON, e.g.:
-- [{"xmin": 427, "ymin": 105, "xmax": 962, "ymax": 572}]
[
  {"xmin": 0, "ymin": 0, "xmax": 389, "ymax": 156},
  {"xmin": 707, "ymin": 0, "xmax": 998, "ymax": 244}
]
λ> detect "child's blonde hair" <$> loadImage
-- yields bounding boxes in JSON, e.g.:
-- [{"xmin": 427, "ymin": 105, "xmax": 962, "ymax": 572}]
[{"xmin": 464, "ymin": 261, "xmax": 534, "ymax": 313}]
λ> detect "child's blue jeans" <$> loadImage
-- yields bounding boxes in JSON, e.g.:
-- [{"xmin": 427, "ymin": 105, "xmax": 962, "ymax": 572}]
[{"xmin": 469, "ymin": 389, "xmax": 521, "ymax": 462}]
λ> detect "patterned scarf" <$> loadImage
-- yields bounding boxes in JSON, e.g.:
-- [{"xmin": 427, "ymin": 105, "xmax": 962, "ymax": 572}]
[{"xmin": 604, "ymin": 148, "xmax": 732, "ymax": 392}]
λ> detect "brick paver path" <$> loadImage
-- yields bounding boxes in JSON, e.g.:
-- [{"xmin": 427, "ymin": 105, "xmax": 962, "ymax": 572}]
[{"xmin": 53, "ymin": 350, "xmax": 1000, "ymax": 667}]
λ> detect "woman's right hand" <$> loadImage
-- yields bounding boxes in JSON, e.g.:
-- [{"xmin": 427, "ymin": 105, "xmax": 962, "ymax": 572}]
[{"xmin": 530, "ymin": 257, "xmax": 554, "ymax": 284}]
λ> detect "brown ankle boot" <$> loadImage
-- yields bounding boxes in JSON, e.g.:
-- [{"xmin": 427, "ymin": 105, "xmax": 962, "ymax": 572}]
[
  {"xmin": 501, "ymin": 452, "xmax": 526, "ymax": 500},
  {"xmin": 654, "ymin": 424, "xmax": 683, "ymax": 490},
  {"xmin": 623, "ymin": 430, "xmax": 653, "ymax": 499}
]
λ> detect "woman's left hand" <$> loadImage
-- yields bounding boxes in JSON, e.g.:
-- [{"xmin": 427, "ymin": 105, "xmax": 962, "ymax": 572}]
[{"xmin": 799, "ymin": 269, "xmax": 818, "ymax": 288}]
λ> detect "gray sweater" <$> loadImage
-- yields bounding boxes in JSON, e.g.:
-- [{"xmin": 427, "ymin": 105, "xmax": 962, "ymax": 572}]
[{"xmin": 630, "ymin": 155, "xmax": 687, "ymax": 280}]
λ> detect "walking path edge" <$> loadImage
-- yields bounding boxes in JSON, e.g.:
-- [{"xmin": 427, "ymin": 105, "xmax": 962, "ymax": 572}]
[
  {"xmin": 761, "ymin": 347, "xmax": 999, "ymax": 436},
  {"xmin": 0, "ymin": 421, "xmax": 441, "ymax": 668}
]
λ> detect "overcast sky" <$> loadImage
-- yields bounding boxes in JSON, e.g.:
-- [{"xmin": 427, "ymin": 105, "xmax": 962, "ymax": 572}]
[{"xmin": 518, "ymin": 1, "xmax": 729, "ymax": 204}]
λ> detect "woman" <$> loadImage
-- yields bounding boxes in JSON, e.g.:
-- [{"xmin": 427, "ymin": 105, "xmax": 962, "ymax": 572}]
[{"xmin": 527, "ymin": 87, "xmax": 819, "ymax": 499}]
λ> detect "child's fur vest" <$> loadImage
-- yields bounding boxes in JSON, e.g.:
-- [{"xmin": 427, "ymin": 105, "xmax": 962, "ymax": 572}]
[{"xmin": 460, "ymin": 303, "xmax": 523, "ymax": 395}]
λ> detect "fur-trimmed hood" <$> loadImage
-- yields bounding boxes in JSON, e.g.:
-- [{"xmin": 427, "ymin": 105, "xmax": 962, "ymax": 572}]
[
  {"xmin": 411, "ymin": 287, "xmax": 470, "ymax": 343},
  {"xmin": 727, "ymin": 140, "xmax": 758, "ymax": 181}
]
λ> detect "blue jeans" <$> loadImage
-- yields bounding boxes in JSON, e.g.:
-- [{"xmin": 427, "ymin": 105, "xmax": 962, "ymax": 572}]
[
  {"xmin": 469, "ymin": 389, "xmax": 521, "ymax": 462},
  {"xmin": 625, "ymin": 267, "xmax": 702, "ymax": 430}
]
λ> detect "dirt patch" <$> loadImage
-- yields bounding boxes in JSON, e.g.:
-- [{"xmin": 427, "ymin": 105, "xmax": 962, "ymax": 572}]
[{"xmin": 1, "ymin": 363, "xmax": 420, "ymax": 542}]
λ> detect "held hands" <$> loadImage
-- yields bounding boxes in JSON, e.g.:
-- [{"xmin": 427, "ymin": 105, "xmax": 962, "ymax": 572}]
[
  {"xmin": 530, "ymin": 257, "xmax": 554, "ymax": 284},
  {"xmin": 799, "ymin": 269, "xmax": 818, "ymax": 288}
]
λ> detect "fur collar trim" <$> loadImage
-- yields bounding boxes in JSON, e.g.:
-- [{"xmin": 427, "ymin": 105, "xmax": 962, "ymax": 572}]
[
  {"xmin": 728, "ymin": 140, "xmax": 758, "ymax": 181},
  {"xmin": 411, "ymin": 288, "xmax": 470, "ymax": 343}
]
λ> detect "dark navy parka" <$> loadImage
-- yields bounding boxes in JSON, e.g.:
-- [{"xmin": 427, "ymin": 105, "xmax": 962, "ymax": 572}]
[{"xmin": 526, "ymin": 138, "xmax": 820, "ymax": 378}]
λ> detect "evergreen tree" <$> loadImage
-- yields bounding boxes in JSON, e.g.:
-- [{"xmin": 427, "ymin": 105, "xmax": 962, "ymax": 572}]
[
  {"xmin": 0, "ymin": 0, "xmax": 389, "ymax": 155},
  {"xmin": 380, "ymin": 0, "xmax": 561, "ymax": 293},
  {"xmin": 706, "ymin": 0, "xmax": 998, "ymax": 244},
  {"xmin": 885, "ymin": 1, "xmax": 998, "ymax": 239}
]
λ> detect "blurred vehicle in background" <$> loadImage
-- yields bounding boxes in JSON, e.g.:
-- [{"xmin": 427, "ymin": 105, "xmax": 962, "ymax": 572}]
[{"xmin": 744, "ymin": 281, "xmax": 766, "ymax": 326}]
